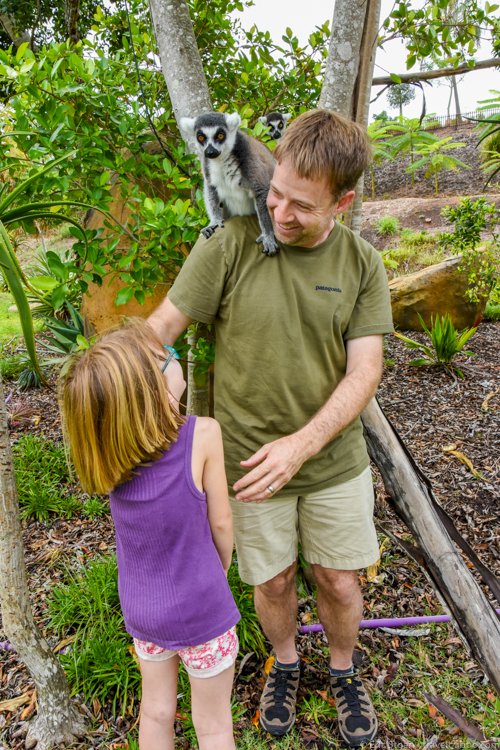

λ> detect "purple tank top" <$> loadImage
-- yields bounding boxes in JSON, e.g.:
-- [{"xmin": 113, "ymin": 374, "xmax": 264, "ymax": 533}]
[{"xmin": 109, "ymin": 416, "xmax": 240, "ymax": 649}]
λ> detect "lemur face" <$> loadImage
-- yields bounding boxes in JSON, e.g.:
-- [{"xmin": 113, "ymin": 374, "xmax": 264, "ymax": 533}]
[
  {"xmin": 259, "ymin": 112, "xmax": 292, "ymax": 141},
  {"xmin": 180, "ymin": 112, "xmax": 241, "ymax": 160}
]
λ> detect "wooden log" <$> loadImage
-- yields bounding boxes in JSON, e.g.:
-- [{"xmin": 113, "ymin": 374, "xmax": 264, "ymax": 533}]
[{"xmin": 362, "ymin": 397, "xmax": 500, "ymax": 694}]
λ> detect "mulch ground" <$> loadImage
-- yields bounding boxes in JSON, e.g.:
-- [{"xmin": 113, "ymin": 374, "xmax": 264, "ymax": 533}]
[{"xmin": 1, "ymin": 322, "xmax": 499, "ymax": 749}]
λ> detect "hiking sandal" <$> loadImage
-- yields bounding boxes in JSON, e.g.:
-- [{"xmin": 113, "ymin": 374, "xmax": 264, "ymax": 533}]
[
  {"xmin": 259, "ymin": 662, "xmax": 301, "ymax": 736},
  {"xmin": 330, "ymin": 673, "xmax": 378, "ymax": 746}
]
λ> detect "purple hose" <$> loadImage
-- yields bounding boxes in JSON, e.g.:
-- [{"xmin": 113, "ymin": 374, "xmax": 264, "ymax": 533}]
[
  {"xmin": 301, "ymin": 608, "xmax": 500, "ymax": 634},
  {"xmin": 2, "ymin": 610, "xmax": 499, "ymax": 653}
]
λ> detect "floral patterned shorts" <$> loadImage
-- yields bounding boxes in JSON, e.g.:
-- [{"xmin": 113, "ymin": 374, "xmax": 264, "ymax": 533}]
[{"xmin": 134, "ymin": 626, "xmax": 238, "ymax": 679}]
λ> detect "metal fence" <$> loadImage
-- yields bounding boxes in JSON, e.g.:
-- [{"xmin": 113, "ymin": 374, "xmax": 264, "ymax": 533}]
[{"xmin": 422, "ymin": 107, "xmax": 500, "ymax": 131}]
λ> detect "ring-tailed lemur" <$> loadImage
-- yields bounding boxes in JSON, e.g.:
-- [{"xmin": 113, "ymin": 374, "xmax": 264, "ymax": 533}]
[
  {"xmin": 258, "ymin": 112, "xmax": 292, "ymax": 141},
  {"xmin": 179, "ymin": 112, "xmax": 279, "ymax": 257}
]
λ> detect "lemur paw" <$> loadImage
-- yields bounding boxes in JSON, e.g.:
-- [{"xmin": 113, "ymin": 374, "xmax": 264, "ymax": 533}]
[
  {"xmin": 256, "ymin": 233, "xmax": 280, "ymax": 257},
  {"xmin": 201, "ymin": 221, "xmax": 224, "ymax": 239}
]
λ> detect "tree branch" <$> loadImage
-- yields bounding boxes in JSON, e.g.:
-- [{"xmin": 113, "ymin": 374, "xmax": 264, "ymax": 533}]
[{"xmin": 372, "ymin": 57, "xmax": 500, "ymax": 86}]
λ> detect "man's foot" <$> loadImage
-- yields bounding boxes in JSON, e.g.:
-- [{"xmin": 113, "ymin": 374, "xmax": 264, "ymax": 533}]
[
  {"xmin": 259, "ymin": 659, "xmax": 301, "ymax": 736},
  {"xmin": 330, "ymin": 672, "xmax": 378, "ymax": 746}
]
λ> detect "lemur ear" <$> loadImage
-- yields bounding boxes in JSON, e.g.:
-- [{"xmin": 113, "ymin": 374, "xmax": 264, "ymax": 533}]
[
  {"xmin": 258, "ymin": 116, "xmax": 267, "ymax": 125},
  {"xmin": 225, "ymin": 112, "xmax": 241, "ymax": 131},
  {"xmin": 283, "ymin": 113, "xmax": 292, "ymax": 122},
  {"xmin": 179, "ymin": 117, "xmax": 196, "ymax": 138}
]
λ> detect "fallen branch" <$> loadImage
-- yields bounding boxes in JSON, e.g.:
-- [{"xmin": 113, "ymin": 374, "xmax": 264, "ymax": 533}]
[
  {"xmin": 423, "ymin": 692, "xmax": 498, "ymax": 749},
  {"xmin": 362, "ymin": 397, "xmax": 500, "ymax": 694}
]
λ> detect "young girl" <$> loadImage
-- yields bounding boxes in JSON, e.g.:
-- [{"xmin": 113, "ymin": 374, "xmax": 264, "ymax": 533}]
[{"xmin": 60, "ymin": 318, "xmax": 240, "ymax": 750}]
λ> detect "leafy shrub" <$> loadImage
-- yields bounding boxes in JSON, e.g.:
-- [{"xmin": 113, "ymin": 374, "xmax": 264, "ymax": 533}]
[
  {"xmin": 374, "ymin": 216, "xmax": 401, "ymax": 236},
  {"xmin": 439, "ymin": 198, "xmax": 500, "ymax": 303},
  {"xmin": 395, "ymin": 313, "xmax": 477, "ymax": 378},
  {"xmin": 17, "ymin": 359, "xmax": 50, "ymax": 390}
]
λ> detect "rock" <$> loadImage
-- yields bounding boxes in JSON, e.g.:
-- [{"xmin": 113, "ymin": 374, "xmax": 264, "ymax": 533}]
[{"xmin": 389, "ymin": 255, "xmax": 487, "ymax": 331}]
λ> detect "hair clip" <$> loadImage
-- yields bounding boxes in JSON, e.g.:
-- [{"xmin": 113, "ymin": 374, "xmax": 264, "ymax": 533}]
[{"xmin": 162, "ymin": 345, "xmax": 179, "ymax": 373}]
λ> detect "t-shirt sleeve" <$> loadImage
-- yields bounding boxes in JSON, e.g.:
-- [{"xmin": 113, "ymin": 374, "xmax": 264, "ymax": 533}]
[
  {"xmin": 344, "ymin": 249, "xmax": 394, "ymax": 340},
  {"xmin": 168, "ymin": 233, "xmax": 228, "ymax": 324}
]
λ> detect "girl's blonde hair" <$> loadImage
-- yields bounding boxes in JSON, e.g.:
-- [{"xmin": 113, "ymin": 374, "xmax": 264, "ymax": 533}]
[{"xmin": 60, "ymin": 318, "xmax": 183, "ymax": 495}]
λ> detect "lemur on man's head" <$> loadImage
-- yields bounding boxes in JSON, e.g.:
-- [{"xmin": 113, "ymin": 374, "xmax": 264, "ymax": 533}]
[
  {"xmin": 258, "ymin": 112, "xmax": 292, "ymax": 141},
  {"xmin": 180, "ymin": 112, "xmax": 279, "ymax": 257}
]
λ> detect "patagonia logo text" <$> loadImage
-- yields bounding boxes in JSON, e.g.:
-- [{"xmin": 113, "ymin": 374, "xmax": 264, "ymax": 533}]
[{"xmin": 316, "ymin": 285, "xmax": 342, "ymax": 293}]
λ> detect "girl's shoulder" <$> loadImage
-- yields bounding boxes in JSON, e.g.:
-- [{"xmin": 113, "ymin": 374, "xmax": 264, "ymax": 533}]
[{"xmin": 193, "ymin": 417, "xmax": 222, "ymax": 450}]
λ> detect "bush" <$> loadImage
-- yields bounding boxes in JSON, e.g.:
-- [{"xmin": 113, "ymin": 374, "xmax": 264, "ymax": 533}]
[
  {"xmin": 374, "ymin": 216, "xmax": 401, "ymax": 236},
  {"xmin": 228, "ymin": 557, "xmax": 267, "ymax": 656},
  {"xmin": 384, "ymin": 230, "xmax": 443, "ymax": 275},
  {"xmin": 484, "ymin": 300, "xmax": 500, "ymax": 321},
  {"xmin": 13, "ymin": 435, "xmax": 70, "ymax": 490}
]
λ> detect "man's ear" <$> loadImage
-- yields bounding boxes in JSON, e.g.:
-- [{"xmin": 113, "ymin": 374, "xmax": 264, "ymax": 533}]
[{"xmin": 334, "ymin": 190, "xmax": 356, "ymax": 216}]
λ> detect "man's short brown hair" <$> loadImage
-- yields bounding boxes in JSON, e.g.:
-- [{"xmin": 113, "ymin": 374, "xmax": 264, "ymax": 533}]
[{"xmin": 273, "ymin": 109, "xmax": 372, "ymax": 200}]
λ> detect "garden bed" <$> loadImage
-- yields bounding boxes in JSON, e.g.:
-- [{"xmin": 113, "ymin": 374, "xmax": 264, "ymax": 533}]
[{"xmin": 1, "ymin": 323, "xmax": 500, "ymax": 749}]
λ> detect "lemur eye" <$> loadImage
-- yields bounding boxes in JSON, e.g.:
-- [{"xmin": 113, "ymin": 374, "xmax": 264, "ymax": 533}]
[
  {"xmin": 217, "ymin": 132, "xmax": 225, "ymax": 140},
  {"xmin": 279, "ymin": 122, "xmax": 283, "ymax": 128},
  {"xmin": 198, "ymin": 134, "xmax": 205, "ymax": 142}
]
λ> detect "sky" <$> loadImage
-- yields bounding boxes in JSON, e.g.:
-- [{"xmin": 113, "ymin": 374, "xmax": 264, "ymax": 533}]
[{"xmin": 231, "ymin": 0, "xmax": 499, "ymax": 120}]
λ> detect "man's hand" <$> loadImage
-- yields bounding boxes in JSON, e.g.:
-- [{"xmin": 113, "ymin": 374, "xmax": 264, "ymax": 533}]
[{"xmin": 233, "ymin": 433, "xmax": 313, "ymax": 503}]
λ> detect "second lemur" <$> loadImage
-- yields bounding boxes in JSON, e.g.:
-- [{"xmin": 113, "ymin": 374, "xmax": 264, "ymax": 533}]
[{"xmin": 180, "ymin": 112, "xmax": 279, "ymax": 257}]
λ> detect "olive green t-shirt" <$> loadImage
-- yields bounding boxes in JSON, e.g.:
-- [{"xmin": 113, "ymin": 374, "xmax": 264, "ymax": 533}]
[{"xmin": 168, "ymin": 215, "xmax": 394, "ymax": 496}]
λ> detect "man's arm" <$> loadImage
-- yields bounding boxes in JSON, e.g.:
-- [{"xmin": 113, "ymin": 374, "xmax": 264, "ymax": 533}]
[
  {"xmin": 148, "ymin": 296, "xmax": 193, "ymax": 345},
  {"xmin": 233, "ymin": 334, "xmax": 383, "ymax": 503}
]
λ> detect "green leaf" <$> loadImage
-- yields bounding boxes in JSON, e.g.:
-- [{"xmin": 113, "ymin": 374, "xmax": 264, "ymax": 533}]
[
  {"xmin": 390, "ymin": 73, "xmax": 402, "ymax": 84},
  {"xmin": 408, "ymin": 358, "xmax": 433, "ymax": 366},
  {"xmin": 76, "ymin": 335, "xmax": 90, "ymax": 350},
  {"xmin": 0, "ymin": 221, "xmax": 46, "ymax": 384},
  {"xmin": 29, "ymin": 275, "xmax": 59, "ymax": 291},
  {"xmin": 115, "ymin": 286, "xmax": 134, "ymax": 306},
  {"xmin": 51, "ymin": 283, "xmax": 68, "ymax": 310}
]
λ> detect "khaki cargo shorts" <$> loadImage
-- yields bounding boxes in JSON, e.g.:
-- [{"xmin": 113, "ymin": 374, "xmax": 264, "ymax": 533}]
[{"xmin": 229, "ymin": 467, "xmax": 379, "ymax": 586}]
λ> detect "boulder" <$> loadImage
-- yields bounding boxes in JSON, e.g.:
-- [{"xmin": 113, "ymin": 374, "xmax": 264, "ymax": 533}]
[{"xmin": 389, "ymin": 255, "xmax": 487, "ymax": 331}]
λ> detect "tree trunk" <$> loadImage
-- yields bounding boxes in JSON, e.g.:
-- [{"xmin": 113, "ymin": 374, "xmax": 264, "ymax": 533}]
[
  {"xmin": 64, "ymin": 0, "xmax": 80, "ymax": 44},
  {"xmin": 452, "ymin": 76, "xmax": 461, "ymax": 121},
  {"xmin": 343, "ymin": 0, "xmax": 382, "ymax": 233},
  {"xmin": 362, "ymin": 398, "xmax": 500, "ymax": 693},
  {"xmin": 318, "ymin": 0, "xmax": 368, "ymax": 115},
  {"xmin": 0, "ymin": 374, "xmax": 86, "ymax": 749},
  {"xmin": 148, "ymin": 0, "xmax": 212, "ymax": 415},
  {"xmin": 0, "ymin": 14, "xmax": 32, "ymax": 48}
]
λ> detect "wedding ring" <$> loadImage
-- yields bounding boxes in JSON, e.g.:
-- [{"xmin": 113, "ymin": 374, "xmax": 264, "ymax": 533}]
[{"xmin": 267, "ymin": 485, "xmax": 275, "ymax": 494}]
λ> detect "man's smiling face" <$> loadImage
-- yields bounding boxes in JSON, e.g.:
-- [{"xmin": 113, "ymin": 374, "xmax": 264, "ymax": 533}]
[{"xmin": 266, "ymin": 160, "xmax": 354, "ymax": 249}]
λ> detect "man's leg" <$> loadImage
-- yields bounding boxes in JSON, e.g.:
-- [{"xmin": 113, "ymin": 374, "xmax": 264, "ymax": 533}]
[
  {"xmin": 254, "ymin": 559, "xmax": 299, "ymax": 664},
  {"xmin": 299, "ymin": 469, "xmax": 379, "ymax": 746},
  {"xmin": 312, "ymin": 566, "xmax": 362, "ymax": 670},
  {"xmin": 254, "ymin": 560, "xmax": 302, "ymax": 737}
]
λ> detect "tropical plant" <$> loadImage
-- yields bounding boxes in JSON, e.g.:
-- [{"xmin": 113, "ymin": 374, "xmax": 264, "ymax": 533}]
[
  {"xmin": 82, "ymin": 495, "xmax": 108, "ymax": 519},
  {"xmin": 388, "ymin": 119, "xmax": 439, "ymax": 186},
  {"xmin": 406, "ymin": 137, "xmax": 469, "ymax": 196},
  {"xmin": 395, "ymin": 313, "xmax": 477, "ymax": 377},
  {"xmin": 439, "ymin": 197, "xmax": 500, "ymax": 303},
  {"xmin": 374, "ymin": 216, "xmax": 401, "ymax": 237},
  {"xmin": 367, "ymin": 120, "xmax": 397, "ymax": 198}
]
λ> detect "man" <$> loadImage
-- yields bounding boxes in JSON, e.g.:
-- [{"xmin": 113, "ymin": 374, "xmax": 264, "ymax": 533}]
[{"xmin": 148, "ymin": 109, "xmax": 394, "ymax": 746}]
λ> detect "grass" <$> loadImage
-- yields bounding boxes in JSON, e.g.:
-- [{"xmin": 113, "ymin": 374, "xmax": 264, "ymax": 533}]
[
  {"xmin": 11, "ymin": 434, "xmax": 107, "ymax": 521},
  {"xmin": 384, "ymin": 229, "xmax": 445, "ymax": 277},
  {"xmin": 0, "ymin": 291, "xmax": 44, "ymax": 342},
  {"xmin": 374, "ymin": 216, "xmax": 401, "ymax": 236}
]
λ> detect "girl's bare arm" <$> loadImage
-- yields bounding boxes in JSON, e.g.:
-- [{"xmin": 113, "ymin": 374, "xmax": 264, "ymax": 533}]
[{"xmin": 193, "ymin": 417, "xmax": 233, "ymax": 572}]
